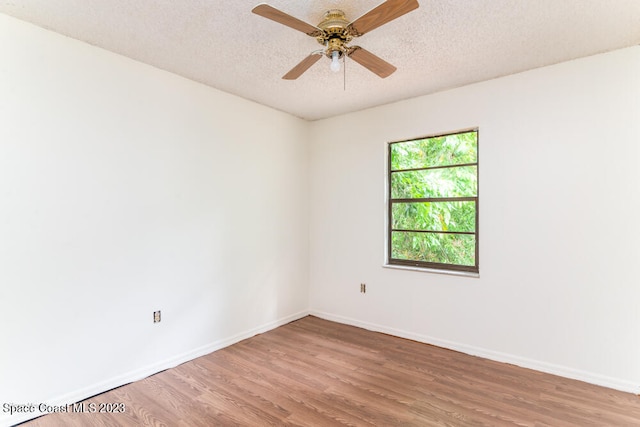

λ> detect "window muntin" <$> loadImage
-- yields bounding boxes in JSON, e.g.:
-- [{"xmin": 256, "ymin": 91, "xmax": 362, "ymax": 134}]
[{"xmin": 388, "ymin": 129, "xmax": 478, "ymax": 273}]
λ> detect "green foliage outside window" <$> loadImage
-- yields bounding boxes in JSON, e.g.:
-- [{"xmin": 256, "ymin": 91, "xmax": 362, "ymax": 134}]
[{"xmin": 388, "ymin": 130, "xmax": 478, "ymax": 272}]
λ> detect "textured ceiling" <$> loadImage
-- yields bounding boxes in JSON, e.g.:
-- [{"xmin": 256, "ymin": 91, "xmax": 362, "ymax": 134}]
[{"xmin": 2, "ymin": 0, "xmax": 640, "ymax": 120}]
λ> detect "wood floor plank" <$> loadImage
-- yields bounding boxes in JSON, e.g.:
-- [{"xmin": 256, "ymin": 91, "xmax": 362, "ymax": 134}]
[{"xmin": 22, "ymin": 316, "xmax": 640, "ymax": 426}]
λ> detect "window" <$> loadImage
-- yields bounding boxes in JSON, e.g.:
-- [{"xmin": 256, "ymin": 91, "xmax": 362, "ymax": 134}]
[{"xmin": 387, "ymin": 129, "xmax": 478, "ymax": 273}]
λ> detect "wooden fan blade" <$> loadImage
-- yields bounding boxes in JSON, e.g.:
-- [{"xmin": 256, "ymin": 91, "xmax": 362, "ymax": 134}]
[
  {"xmin": 347, "ymin": 0, "xmax": 419, "ymax": 36},
  {"xmin": 282, "ymin": 53, "xmax": 323, "ymax": 80},
  {"xmin": 348, "ymin": 47, "xmax": 397, "ymax": 78},
  {"xmin": 252, "ymin": 4, "xmax": 323, "ymax": 37}
]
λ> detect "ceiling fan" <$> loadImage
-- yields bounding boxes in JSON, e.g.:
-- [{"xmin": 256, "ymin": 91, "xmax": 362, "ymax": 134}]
[{"xmin": 252, "ymin": 0, "xmax": 419, "ymax": 80}]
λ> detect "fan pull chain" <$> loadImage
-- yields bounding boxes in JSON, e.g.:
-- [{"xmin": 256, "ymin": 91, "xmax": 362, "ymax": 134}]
[{"xmin": 343, "ymin": 52, "xmax": 346, "ymax": 91}]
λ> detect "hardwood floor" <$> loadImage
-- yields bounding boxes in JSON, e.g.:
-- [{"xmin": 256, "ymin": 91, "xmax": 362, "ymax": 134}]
[{"xmin": 23, "ymin": 316, "xmax": 640, "ymax": 426}]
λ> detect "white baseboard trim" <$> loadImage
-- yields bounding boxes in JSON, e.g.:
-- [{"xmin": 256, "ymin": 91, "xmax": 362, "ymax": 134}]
[
  {"xmin": 2, "ymin": 310, "xmax": 309, "ymax": 427},
  {"xmin": 309, "ymin": 310, "xmax": 640, "ymax": 395}
]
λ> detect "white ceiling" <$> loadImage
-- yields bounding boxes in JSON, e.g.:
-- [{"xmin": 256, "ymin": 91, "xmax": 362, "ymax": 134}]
[{"xmin": 2, "ymin": 1, "xmax": 640, "ymax": 120}]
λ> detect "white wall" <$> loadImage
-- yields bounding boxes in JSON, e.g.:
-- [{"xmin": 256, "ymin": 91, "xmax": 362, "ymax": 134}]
[
  {"xmin": 0, "ymin": 14, "xmax": 309, "ymax": 426},
  {"xmin": 309, "ymin": 46, "xmax": 640, "ymax": 393}
]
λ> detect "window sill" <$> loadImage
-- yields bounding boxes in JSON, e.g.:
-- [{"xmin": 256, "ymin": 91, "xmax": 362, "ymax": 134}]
[{"xmin": 382, "ymin": 264, "xmax": 479, "ymax": 278}]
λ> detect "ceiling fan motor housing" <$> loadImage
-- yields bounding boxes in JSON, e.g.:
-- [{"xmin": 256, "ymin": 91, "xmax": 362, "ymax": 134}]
[{"xmin": 317, "ymin": 10, "xmax": 352, "ymax": 58}]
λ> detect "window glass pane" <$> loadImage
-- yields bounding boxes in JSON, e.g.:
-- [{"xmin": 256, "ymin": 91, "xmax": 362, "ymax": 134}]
[
  {"xmin": 391, "ymin": 231, "xmax": 476, "ymax": 266},
  {"xmin": 390, "ymin": 131, "xmax": 477, "ymax": 171},
  {"xmin": 391, "ymin": 166, "xmax": 477, "ymax": 199},
  {"xmin": 392, "ymin": 201, "xmax": 476, "ymax": 232}
]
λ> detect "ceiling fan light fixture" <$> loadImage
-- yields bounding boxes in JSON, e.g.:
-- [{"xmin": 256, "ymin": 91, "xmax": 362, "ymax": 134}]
[{"xmin": 330, "ymin": 50, "xmax": 341, "ymax": 73}]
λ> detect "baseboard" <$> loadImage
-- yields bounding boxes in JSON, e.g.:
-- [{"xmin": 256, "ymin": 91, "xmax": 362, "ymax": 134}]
[
  {"xmin": 2, "ymin": 310, "xmax": 309, "ymax": 427},
  {"xmin": 309, "ymin": 310, "xmax": 640, "ymax": 395}
]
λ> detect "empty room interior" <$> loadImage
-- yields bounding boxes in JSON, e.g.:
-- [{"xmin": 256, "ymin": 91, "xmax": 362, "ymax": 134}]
[{"xmin": 1, "ymin": 0, "xmax": 640, "ymax": 425}]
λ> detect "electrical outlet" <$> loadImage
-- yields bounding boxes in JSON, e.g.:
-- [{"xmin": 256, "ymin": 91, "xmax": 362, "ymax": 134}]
[
  {"xmin": 360, "ymin": 283, "xmax": 366, "ymax": 293},
  {"xmin": 153, "ymin": 310, "xmax": 161, "ymax": 323}
]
